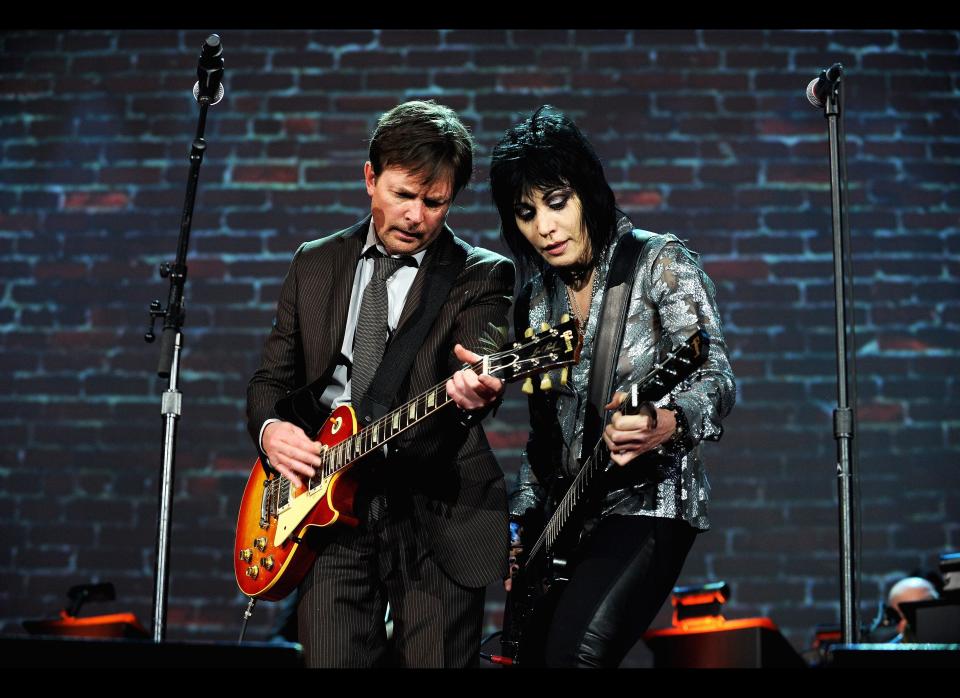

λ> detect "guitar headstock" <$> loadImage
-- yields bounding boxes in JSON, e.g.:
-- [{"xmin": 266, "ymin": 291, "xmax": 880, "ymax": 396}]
[
  {"xmin": 623, "ymin": 328, "xmax": 711, "ymax": 412},
  {"xmin": 486, "ymin": 315, "xmax": 583, "ymax": 391}
]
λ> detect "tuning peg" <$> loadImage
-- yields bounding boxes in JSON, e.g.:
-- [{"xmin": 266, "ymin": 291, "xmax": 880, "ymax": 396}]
[
  {"xmin": 540, "ymin": 372, "xmax": 552, "ymax": 391},
  {"xmin": 524, "ymin": 327, "xmax": 534, "ymax": 339},
  {"xmin": 540, "ymin": 322, "xmax": 551, "ymax": 332},
  {"xmin": 560, "ymin": 312, "xmax": 570, "ymax": 323},
  {"xmin": 559, "ymin": 366, "xmax": 569, "ymax": 386},
  {"xmin": 522, "ymin": 377, "xmax": 534, "ymax": 395}
]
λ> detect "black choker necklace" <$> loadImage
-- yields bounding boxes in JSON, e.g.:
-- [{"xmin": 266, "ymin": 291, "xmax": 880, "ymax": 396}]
[{"xmin": 561, "ymin": 264, "xmax": 592, "ymax": 286}]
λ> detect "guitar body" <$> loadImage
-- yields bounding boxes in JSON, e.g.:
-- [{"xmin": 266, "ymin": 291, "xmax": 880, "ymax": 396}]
[
  {"xmin": 502, "ymin": 495, "xmax": 585, "ymax": 666},
  {"xmin": 502, "ymin": 553, "xmax": 569, "ymax": 666},
  {"xmin": 234, "ymin": 405, "xmax": 361, "ymax": 600}
]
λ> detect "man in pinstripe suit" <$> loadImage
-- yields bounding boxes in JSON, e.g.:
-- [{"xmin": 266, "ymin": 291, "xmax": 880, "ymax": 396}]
[{"xmin": 247, "ymin": 101, "xmax": 515, "ymax": 667}]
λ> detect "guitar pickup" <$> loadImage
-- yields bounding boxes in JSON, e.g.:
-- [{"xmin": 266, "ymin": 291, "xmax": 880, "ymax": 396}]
[{"xmin": 259, "ymin": 480, "xmax": 271, "ymax": 529}]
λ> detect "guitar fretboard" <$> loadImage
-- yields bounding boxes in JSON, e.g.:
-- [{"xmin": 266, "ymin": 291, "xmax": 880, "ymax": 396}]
[
  {"xmin": 524, "ymin": 415, "xmax": 606, "ymax": 564},
  {"xmin": 268, "ymin": 378, "xmax": 458, "ymax": 515}
]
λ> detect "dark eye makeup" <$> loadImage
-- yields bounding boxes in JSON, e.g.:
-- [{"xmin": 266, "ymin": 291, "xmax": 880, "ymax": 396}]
[{"xmin": 514, "ymin": 188, "xmax": 572, "ymax": 222}]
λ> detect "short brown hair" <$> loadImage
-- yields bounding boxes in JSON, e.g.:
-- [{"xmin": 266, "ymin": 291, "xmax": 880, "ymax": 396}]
[{"xmin": 369, "ymin": 100, "xmax": 474, "ymax": 198}]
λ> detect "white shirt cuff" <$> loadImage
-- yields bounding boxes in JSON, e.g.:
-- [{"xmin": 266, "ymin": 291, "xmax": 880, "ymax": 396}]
[{"xmin": 259, "ymin": 418, "xmax": 281, "ymax": 453}]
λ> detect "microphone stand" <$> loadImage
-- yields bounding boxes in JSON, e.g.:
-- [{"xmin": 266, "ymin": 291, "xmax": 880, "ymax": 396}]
[
  {"xmin": 810, "ymin": 64, "xmax": 861, "ymax": 645},
  {"xmin": 145, "ymin": 34, "xmax": 224, "ymax": 643}
]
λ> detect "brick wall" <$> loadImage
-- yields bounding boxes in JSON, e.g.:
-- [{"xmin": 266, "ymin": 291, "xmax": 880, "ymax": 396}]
[{"xmin": 1, "ymin": 29, "xmax": 957, "ymax": 661}]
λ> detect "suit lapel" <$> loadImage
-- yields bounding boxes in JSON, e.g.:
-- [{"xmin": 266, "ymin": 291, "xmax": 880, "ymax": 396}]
[
  {"xmin": 396, "ymin": 224, "xmax": 457, "ymax": 331},
  {"xmin": 323, "ymin": 217, "xmax": 368, "ymax": 367}
]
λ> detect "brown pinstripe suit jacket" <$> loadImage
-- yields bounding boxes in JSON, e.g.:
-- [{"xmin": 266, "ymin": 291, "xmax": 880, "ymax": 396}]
[{"xmin": 247, "ymin": 217, "xmax": 515, "ymax": 588}]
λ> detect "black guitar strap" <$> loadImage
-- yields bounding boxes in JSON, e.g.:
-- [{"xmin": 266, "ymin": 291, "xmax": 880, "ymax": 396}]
[{"xmin": 582, "ymin": 229, "xmax": 657, "ymax": 462}]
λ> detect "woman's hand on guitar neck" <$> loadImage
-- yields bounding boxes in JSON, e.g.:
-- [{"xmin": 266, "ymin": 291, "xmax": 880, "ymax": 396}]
[
  {"xmin": 602, "ymin": 392, "xmax": 678, "ymax": 466},
  {"xmin": 262, "ymin": 420, "xmax": 324, "ymax": 490}
]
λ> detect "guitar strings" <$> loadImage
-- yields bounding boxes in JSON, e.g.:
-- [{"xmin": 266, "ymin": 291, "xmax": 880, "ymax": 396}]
[{"xmin": 269, "ymin": 357, "xmax": 490, "ymax": 508}]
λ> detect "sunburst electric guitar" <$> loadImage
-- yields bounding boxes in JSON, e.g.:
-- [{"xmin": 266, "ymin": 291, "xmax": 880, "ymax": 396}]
[{"xmin": 234, "ymin": 318, "xmax": 582, "ymax": 601}]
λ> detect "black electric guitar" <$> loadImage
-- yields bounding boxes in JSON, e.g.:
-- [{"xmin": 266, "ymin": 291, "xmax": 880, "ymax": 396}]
[{"xmin": 500, "ymin": 329, "xmax": 710, "ymax": 666}]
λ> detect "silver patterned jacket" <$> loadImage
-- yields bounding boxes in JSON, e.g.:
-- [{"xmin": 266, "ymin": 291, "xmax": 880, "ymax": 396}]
[{"xmin": 509, "ymin": 215, "xmax": 736, "ymax": 531}]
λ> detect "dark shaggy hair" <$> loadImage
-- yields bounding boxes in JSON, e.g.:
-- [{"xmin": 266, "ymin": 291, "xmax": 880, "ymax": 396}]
[
  {"xmin": 369, "ymin": 100, "xmax": 474, "ymax": 198},
  {"xmin": 489, "ymin": 106, "xmax": 618, "ymax": 278}
]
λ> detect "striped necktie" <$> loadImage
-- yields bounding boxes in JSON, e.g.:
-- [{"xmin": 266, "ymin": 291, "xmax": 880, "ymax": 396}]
[{"xmin": 351, "ymin": 252, "xmax": 410, "ymax": 409}]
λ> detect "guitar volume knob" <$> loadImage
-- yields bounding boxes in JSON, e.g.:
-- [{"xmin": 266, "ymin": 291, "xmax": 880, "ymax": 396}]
[
  {"xmin": 245, "ymin": 565, "xmax": 259, "ymax": 579},
  {"xmin": 239, "ymin": 548, "xmax": 253, "ymax": 563},
  {"xmin": 261, "ymin": 555, "xmax": 275, "ymax": 571},
  {"xmin": 253, "ymin": 537, "xmax": 267, "ymax": 552}
]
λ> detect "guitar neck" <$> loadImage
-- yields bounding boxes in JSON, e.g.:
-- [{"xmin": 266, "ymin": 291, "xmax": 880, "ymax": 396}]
[
  {"xmin": 526, "ymin": 435, "xmax": 606, "ymax": 563},
  {"xmin": 271, "ymin": 379, "xmax": 458, "ymax": 506},
  {"xmin": 326, "ymin": 379, "xmax": 456, "ymax": 478}
]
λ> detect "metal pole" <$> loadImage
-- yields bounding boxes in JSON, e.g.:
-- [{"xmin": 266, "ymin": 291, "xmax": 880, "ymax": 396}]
[{"xmin": 823, "ymin": 69, "xmax": 861, "ymax": 644}]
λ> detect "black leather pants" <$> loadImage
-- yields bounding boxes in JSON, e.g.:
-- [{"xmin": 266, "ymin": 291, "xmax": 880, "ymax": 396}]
[{"xmin": 543, "ymin": 514, "xmax": 698, "ymax": 668}]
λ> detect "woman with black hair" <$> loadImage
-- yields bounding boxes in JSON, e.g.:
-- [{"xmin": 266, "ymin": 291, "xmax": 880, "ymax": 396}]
[{"xmin": 491, "ymin": 106, "xmax": 736, "ymax": 667}]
